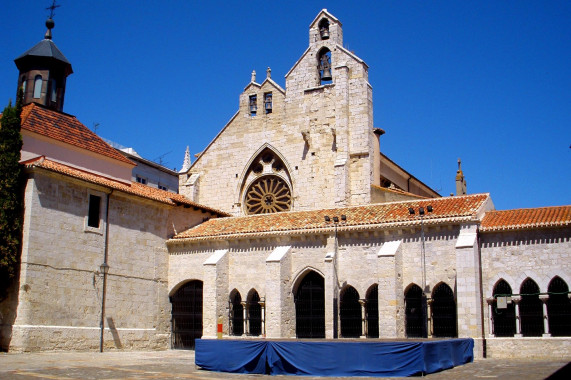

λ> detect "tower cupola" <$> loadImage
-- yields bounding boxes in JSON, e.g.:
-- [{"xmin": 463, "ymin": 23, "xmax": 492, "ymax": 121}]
[{"xmin": 14, "ymin": 16, "xmax": 73, "ymax": 112}]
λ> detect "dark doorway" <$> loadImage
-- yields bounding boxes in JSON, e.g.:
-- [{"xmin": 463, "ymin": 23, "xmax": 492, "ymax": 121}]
[
  {"xmin": 548, "ymin": 277, "xmax": 571, "ymax": 336},
  {"xmin": 340, "ymin": 286, "xmax": 361, "ymax": 338},
  {"xmin": 492, "ymin": 279, "xmax": 516, "ymax": 337},
  {"xmin": 405, "ymin": 284, "xmax": 424, "ymax": 338},
  {"xmin": 170, "ymin": 280, "xmax": 203, "ymax": 349},
  {"xmin": 295, "ymin": 271, "xmax": 325, "ymax": 338},
  {"xmin": 366, "ymin": 284, "xmax": 379, "ymax": 338},
  {"xmin": 431, "ymin": 283, "xmax": 457, "ymax": 338},
  {"xmin": 247, "ymin": 290, "xmax": 262, "ymax": 336},
  {"xmin": 230, "ymin": 290, "xmax": 244, "ymax": 336},
  {"xmin": 520, "ymin": 278, "xmax": 543, "ymax": 337}
]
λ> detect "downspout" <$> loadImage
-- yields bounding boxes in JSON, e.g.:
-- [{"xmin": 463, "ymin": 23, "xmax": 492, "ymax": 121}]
[
  {"xmin": 99, "ymin": 189, "xmax": 113, "ymax": 352},
  {"xmin": 476, "ymin": 226, "xmax": 486, "ymax": 358}
]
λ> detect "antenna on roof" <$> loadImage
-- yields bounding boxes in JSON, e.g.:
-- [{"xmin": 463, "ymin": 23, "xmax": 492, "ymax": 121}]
[
  {"xmin": 153, "ymin": 151, "xmax": 172, "ymax": 166},
  {"xmin": 92, "ymin": 122, "xmax": 100, "ymax": 134}
]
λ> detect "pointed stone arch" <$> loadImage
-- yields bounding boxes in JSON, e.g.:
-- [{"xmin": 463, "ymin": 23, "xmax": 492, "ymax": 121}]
[
  {"xmin": 293, "ymin": 270, "xmax": 325, "ymax": 338},
  {"xmin": 339, "ymin": 284, "xmax": 361, "ymax": 338},
  {"xmin": 169, "ymin": 280, "xmax": 203, "ymax": 349}
]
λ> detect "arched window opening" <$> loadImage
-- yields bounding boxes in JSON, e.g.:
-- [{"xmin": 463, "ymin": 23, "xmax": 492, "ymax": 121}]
[
  {"xmin": 405, "ymin": 284, "xmax": 424, "ymax": 338},
  {"xmin": 431, "ymin": 283, "xmax": 457, "ymax": 338},
  {"xmin": 33, "ymin": 75, "xmax": 42, "ymax": 99},
  {"xmin": 547, "ymin": 277, "xmax": 571, "ymax": 336},
  {"xmin": 519, "ymin": 279, "xmax": 543, "ymax": 337},
  {"xmin": 264, "ymin": 92, "xmax": 272, "ymax": 114},
  {"xmin": 340, "ymin": 286, "xmax": 361, "ymax": 338},
  {"xmin": 50, "ymin": 78, "xmax": 57, "ymax": 102},
  {"xmin": 318, "ymin": 18, "xmax": 330, "ymax": 40},
  {"xmin": 247, "ymin": 290, "xmax": 262, "ymax": 336},
  {"xmin": 170, "ymin": 280, "xmax": 203, "ymax": 349},
  {"xmin": 365, "ymin": 284, "xmax": 379, "ymax": 338},
  {"xmin": 242, "ymin": 148, "xmax": 292, "ymax": 215},
  {"xmin": 318, "ymin": 48, "xmax": 332, "ymax": 84},
  {"xmin": 492, "ymin": 280, "xmax": 516, "ymax": 337},
  {"xmin": 21, "ymin": 77, "xmax": 27, "ymax": 96},
  {"xmin": 295, "ymin": 271, "xmax": 325, "ymax": 338},
  {"xmin": 229, "ymin": 290, "xmax": 244, "ymax": 336}
]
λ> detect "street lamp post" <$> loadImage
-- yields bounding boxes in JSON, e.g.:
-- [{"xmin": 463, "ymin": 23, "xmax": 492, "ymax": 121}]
[
  {"xmin": 408, "ymin": 205, "xmax": 432, "ymax": 338},
  {"xmin": 324, "ymin": 214, "xmax": 346, "ymax": 339}
]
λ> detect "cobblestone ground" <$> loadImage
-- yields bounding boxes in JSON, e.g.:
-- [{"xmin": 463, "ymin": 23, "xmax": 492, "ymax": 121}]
[{"xmin": 0, "ymin": 350, "xmax": 569, "ymax": 380}]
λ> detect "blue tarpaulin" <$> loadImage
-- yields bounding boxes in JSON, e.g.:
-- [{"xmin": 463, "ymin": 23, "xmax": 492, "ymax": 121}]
[{"xmin": 195, "ymin": 338, "xmax": 473, "ymax": 377}]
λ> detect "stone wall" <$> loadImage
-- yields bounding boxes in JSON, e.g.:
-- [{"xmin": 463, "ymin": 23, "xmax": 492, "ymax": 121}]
[{"xmin": 4, "ymin": 170, "xmax": 207, "ymax": 352}]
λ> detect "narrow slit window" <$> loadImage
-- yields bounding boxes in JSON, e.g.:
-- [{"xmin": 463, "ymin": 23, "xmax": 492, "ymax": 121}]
[
  {"xmin": 50, "ymin": 78, "xmax": 57, "ymax": 102},
  {"xmin": 87, "ymin": 194, "xmax": 101, "ymax": 228}
]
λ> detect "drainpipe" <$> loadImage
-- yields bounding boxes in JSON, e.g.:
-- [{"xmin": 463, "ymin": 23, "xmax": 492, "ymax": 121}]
[
  {"xmin": 476, "ymin": 227, "xmax": 486, "ymax": 358},
  {"xmin": 99, "ymin": 190, "xmax": 113, "ymax": 352}
]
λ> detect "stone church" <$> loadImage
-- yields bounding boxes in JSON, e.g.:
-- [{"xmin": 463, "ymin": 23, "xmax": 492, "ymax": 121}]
[{"xmin": 1, "ymin": 9, "xmax": 570, "ymax": 359}]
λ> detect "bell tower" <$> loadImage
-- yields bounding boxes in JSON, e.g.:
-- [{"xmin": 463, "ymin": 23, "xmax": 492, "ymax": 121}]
[{"xmin": 14, "ymin": 11, "xmax": 73, "ymax": 112}]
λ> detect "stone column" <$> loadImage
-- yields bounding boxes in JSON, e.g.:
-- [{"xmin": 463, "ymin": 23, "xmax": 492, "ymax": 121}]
[
  {"xmin": 513, "ymin": 296, "xmax": 522, "ymax": 337},
  {"xmin": 427, "ymin": 298, "xmax": 433, "ymax": 338},
  {"xmin": 359, "ymin": 299, "xmax": 366, "ymax": 338},
  {"xmin": 325, "ymin": 235, "xmax": 338, "ymax": 339},
  {"xmin": 202, "ymin": 249, "xmax": 229, "ymax": 339},
  {"xmin": 260, "ymin": 301, "xmax": 266, "ymax": 337},
  {"xmin": 486, "ymin": 298, "xmax": 495, "ymax": 337},
  {"xmin": 241, "ymin": 301, "xmax": 248, "ymax": 336},
  {"xmin": 540, "ymin": 295, "xmax": 551, "ymax": 337}
]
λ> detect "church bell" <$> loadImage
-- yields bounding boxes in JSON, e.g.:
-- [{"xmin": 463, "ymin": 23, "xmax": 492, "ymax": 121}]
[{"xmin": 319, "ymin": 26, "xmax": 330, "ymax": 40}]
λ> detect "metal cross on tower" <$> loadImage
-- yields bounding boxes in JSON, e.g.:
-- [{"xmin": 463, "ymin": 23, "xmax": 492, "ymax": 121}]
[{"xmin": 46, "ymin": 0, "xmax": 60, "ymax": 19}]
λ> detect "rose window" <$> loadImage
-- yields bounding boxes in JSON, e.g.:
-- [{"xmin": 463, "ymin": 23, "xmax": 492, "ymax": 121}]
[{"xmin": 245, "ymin": 175, "xmax": 292, "ymax": 214}]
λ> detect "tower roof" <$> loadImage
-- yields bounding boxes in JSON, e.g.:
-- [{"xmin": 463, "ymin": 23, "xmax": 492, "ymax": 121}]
[{"xmin": 14, "ymin": 39, "xmax": 73, "ymax": 75}]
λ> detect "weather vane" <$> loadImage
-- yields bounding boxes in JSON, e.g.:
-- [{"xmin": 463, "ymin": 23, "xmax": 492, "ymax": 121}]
[{"xmin": 46, "ymin": 0, "xmax": 60, "ymax": 19}]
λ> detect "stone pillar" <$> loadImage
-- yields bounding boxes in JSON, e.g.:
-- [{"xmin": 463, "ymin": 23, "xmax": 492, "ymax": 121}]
[
  {"xmin": 202, "ymin": 249, "xmax": 229, "ymax": 339},
  {"xmin": 325, "ymin": 235, "xmax": 338, "ymax": 339},
  {"xmin": 377, "ymin": 240, "xmax": 403, "ymax": 338},
  {"xmin": 359, "ymin": 299, "xmax": 366, "ymax": 338},
  {"xmin": 513, "ymin": 296, "xmax": 522, "ymax": 337},
  {"xmin": 455, "ymin": 225, "xmax": 484, "ymax": 357},
  {"xmin": 540, "ymin": 295, "xmax": 551, "ymax": 337},
  {"xmin": 265, "ymin": 246, "xmax": 292, "ymax": 338},
  {"xmin": 242, "ymin": 301, "xmax": 248, "ymax": 336},
  {"xmin": 260, "ymin": 301, "xmax": 266, "ymax": 337},
  {"xmin": 427, "ymin": 299, "xmax": 433, "ymax": 338},
  {"xmin": 486, "ymin": 298, "xmax": 495, "ymax": 337}
]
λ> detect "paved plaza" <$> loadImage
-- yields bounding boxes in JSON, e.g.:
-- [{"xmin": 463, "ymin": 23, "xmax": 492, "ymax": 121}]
[{"xmin": 0, "ymin": 350, "xmax": 570, "ymax": 379}]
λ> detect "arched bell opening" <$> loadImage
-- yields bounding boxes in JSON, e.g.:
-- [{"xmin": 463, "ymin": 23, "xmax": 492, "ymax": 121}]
[
  {"xmin": 318, "ymin": 18, "xmax": 330, "ymax": 40},
  {"xmin": 317, "ymin": 48, "xmax": 332, "ymax": 84}
]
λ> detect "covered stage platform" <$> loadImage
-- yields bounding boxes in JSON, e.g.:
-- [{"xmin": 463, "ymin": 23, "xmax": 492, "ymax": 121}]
[{"xmin": 195, "ymin": 338, "xmax": 474, "ymax": 377}]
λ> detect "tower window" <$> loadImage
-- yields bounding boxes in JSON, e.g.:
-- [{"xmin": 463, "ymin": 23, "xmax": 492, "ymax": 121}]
[
  {"xmin": 319, "ymin": 19, "xmax": 330, "ymax": 40},
  {"xmin": 50, "ymin": 78, "xmax": 57, "ymax": 102},
  {"xmin": 33, "ymin": 75, "xmax": 43, "ymax": 99},
  {"xmin": 21, "ymin": 78, "xmax": 27, "ymax": 96},
  {"xmin": 318, "ymin": 49, "xmax": 333, "ymax": 84},
  {"xmin": 249, "ymin": 95, "xmax": 257, "ymax": 116},
  {"xmin": 264, "ymin": 93, "xmax": 272, "ymax": 114}
]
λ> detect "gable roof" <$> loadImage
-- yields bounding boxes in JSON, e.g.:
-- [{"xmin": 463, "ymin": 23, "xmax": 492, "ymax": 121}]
[
  {"xmin": 20, "ymin": 103, "xmax": 133, "ymax": 165},
  {"xmin": 171, "ymin": 193, "xmax": 491, "ymax": 242},
  {"xmin": 480, "ymin": 206, "xmax": 571, "ymax": 232},
  {"xmin": 23, "ymin": 156, "xmax": 230, "ymax": 217}
]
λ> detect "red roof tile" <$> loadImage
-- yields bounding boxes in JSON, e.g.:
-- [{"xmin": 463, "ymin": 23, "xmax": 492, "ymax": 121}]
[
  {"xmin": 24, "ymin": 157, "xmax": 229, "ymax": 217},
  {"xmin": 20, "ymin": 103, "xmax": 133, "ymax": 165},
  {"xmin": 172, "ymin": 193, "xmax": 490, "ymax": 241},
  {"xmin": 480, "ymin": 206, "xmax": 571, "ymax": 232}
]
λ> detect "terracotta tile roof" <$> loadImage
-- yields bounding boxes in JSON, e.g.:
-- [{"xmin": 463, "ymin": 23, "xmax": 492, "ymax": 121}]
[
  {"xmin": 20, "ymin": 103, "xmax": 133, "ymax": 165},
  {"xmin": 480, "ymin": 206, "xmax": 571, "ymax": 232},
  {"xmin": 23, "ymin": 157, "xmax": 230, "ymax": 217},
  {"xmin": 171, "ymin": 193, "xmax": 491, "ymax": 242}
]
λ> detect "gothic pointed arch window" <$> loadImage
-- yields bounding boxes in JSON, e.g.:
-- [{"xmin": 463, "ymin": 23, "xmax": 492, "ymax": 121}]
[
  {"xmin": 365, "ymin": 284, "xmax": 379, "ymax": 338},
  {"xmin": 405, "ymin": 284, "xmax": 424, "ymax": 338},
  {"xmin": 547, "ymin": 277, "xmax": 571, "ymax": 336},
  {"xmin": 492, "ymin": 279, "xmax": 516, "ymax": 337},
  {"xmin": 247, "ymin": 289, "xmax": 262, "ymax": 336},
  {"xmin": 318, "ymin": 48, "xmax": 332, "ymax": 85},
  {"xmin": 431, "ymin": 283, "xmax": 457, "ymax": 338},
  {"xmin": 340, "ymin": 285, "xmax": 361, "ymax": 338},
  {"xmin": 520, "ymin": 278, "xmax": 543, "ymax": 337},
  {"xmin": 242, "ymin": 148, "xmax": 292, "ymax": 215},
  {"xmin": 229, "ymin": 289, "xmax": 244, "ymax": 336}
]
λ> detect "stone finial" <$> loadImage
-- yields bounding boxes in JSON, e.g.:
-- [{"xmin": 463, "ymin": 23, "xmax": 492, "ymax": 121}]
[
  {"xmin": 251, "ymin": 70, "xmax": 256, "ymax": 83},
  {"xmin": 179, "ymin": 146, "xmax": 191, "ymax": 173},
  {"xmin": 455, "ymin": 158, "xmax": 467, "ymax": 196},
  {"xmin": 266, "ymin": 67, "xmax": 271, "ymax": 79}
]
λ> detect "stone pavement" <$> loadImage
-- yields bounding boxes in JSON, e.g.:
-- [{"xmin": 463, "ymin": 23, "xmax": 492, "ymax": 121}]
[{"xmin": 0, "ymin": 350, "xmax": 569, "ymax": 380}]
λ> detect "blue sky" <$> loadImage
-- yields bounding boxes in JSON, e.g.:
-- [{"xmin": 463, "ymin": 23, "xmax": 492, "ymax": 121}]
[{"xmin": 1, "ymin": 1, "xmax": 569, "ymax": 210}]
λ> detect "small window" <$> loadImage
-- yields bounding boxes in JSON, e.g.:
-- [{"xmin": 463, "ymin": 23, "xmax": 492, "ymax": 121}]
[
  {"xmin": 158, "ymin": 184, "xmax": 167, "ymax": 191},
  {"xmin": 33, "ymin": 75, "xmax": 43, "ymax": 99},
  {"xmin": 50, "ymin": 78, "xmax": 57, "ymax": 102},
  {"xmin": 249, "ymin": 95, "xmax": 257, "ymax": 116},
  {"xmin": 264, "ymin": 92, "xmax": 272, "ymax": 114},
  {"xmin": 136, "ymin": 176, "xmax": 147, "ymax": 185},
  {"xmin": 21, "ymin": 78, "xmax": 27, "ymax": 95},
  {"xmin": 87, "ymin": 194, "xmax": 101, "ymax": 228}
]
